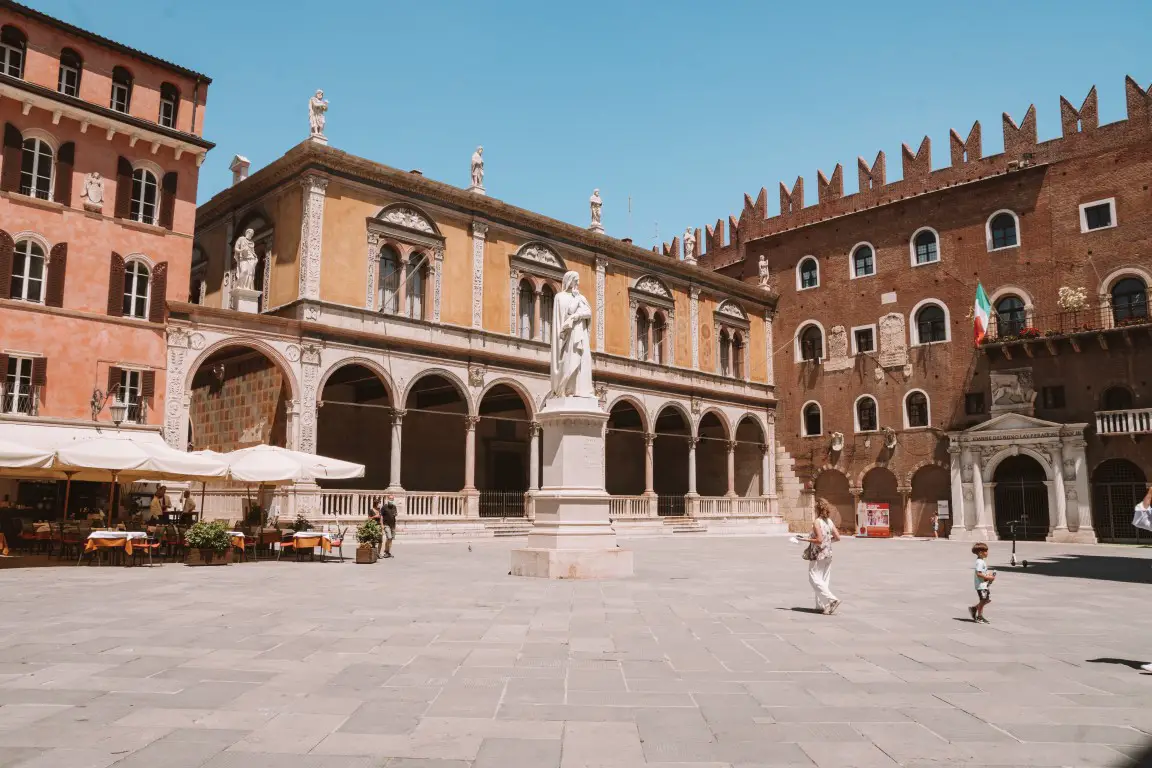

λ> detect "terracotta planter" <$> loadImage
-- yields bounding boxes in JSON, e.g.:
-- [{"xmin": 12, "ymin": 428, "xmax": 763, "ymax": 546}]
[
  {"xmin": 186, "ymin": 548, "xmax": 234, "ymax": 566},
  {"xmin": 355, "ymin": 544, "xmax": 379, "ymax": 564}
]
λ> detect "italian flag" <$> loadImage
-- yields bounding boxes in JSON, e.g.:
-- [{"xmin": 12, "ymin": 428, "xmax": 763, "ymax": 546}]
[{"xmin": 973, "ymin": 282, "xmax": 991, "ymax": 345}]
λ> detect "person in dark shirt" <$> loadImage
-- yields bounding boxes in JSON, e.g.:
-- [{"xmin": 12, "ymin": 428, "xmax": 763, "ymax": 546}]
[{"xmin": 381, "ymin": 494, "xmax": 398, "ymax": 558}]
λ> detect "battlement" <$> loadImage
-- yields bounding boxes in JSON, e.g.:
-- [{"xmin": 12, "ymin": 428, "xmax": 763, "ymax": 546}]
[{"xmin": 671, "ymin": 76, "xmax": 1152, "ymax": 272}]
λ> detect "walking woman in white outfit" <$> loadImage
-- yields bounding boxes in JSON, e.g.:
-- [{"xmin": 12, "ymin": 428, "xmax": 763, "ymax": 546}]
[{"xmin": 805, "ymin": 498, "xmax": 841, "ymax": 614}]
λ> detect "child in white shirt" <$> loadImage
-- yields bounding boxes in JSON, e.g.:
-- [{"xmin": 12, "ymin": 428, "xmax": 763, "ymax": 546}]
[{"xmin": 969, "ymin": 542, "xmax": 996, "ymax": 624}]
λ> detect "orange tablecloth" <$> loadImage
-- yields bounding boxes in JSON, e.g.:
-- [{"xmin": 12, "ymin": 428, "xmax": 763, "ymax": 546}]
[
  {"xmin": 84, "ymin": 532, "xmax": 147, "ymax": 556},
  {"xmin": 0, "ymin": 533, "xmax": 8, "ymax": 556},
  {"xmin": 292, "ymin": 533, "xmax": 332, "ymax": 552},
  {"xmin": 230, "ymin": 533, "xmax": 245, "ymax": 551}
]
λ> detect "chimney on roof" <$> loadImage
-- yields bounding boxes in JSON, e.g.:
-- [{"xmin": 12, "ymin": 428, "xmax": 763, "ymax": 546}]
[
  {"xmin": 409, "ymin": 169, "xmax": 423, "ymax": 176},
  {"xmin": 229, "ymin": 155, "xmax": 250, "ymax": 186},
  {"xmin": 621, "ymin": 238, "xmax": 633, "ymax": 245}
]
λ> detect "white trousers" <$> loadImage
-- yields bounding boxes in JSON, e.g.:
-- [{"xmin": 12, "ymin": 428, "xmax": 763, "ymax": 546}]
[{"xmin": 808, "ymin": 557, "xmax": 837, "ymax": 610}]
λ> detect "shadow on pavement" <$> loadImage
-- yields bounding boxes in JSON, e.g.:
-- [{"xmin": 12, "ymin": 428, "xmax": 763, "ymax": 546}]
[
  {"xmin": 1000, "ymin": 554, "xmax": 1152, "ymax": 584},
  {"xmin": 1087, "ymin": 657, "xmax": 1151, "ymax": 671},
  {"xmin": 776, "ymin": 607, "xmax": 825, "ymax": 615}
]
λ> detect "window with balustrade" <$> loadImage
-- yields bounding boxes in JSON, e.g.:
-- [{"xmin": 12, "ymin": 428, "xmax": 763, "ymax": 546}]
[
  {"xmin": 1110, "ymin": 277, "xmax": 1148, "ymax": 325},
  {"xmin": 629, "ymin": 275, "xmax": 676, "ymax": 366},
  {"xmin": 714, "ymin": 300, "xmax": 748, "ymax": 379}
]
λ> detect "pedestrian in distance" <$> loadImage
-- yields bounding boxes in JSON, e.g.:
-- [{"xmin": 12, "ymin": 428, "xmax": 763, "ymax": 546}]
[
  {"xmin": 380, "ymin": 494, "xmax": 398, "ymax": 558},
  {"xmin": 931, "ymin": 511, "xmax": 939, "ymax": 539},
  {"xmin": 969, "ymin": 542, "xmax": 996, "ymax": 624},
  {"xmin": 1134, "ymin": 487, "xmax": 1152, "ymax": 671},
  {"xmin": 800, "ymin": 498, "xmax": 841, "ymax": 615}
]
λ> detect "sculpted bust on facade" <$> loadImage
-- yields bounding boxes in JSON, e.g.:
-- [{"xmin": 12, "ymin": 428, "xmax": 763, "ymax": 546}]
[{"xmin": 550, "ymin": 270, "xmax": 594, "ymax": 398}]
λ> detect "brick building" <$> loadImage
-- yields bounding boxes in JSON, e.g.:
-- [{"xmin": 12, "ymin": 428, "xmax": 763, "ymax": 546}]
[
  {"xmin": 699, "ymin": 76, "xmax": 1152, "ymax": 544},
  {"xmin": 0, "ymin": 2, "xmax": 211, "ymax": 508}
]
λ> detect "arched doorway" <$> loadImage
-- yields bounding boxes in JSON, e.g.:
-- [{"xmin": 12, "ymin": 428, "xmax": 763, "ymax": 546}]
[
  {"xmin": 403, "ymin": 374, "xmax": 467, "ymax": 491},
  {"xmin": 696, "ymin": 412, "xmax": 729, "ymax": 498},
  {"xmin": 734, "ymin": 416, "xmax": 765, "ymax": 497},
  {"xmin": 813, "ymin": 469, "xmax": 852, "ymax": 531},
  {"xmin": 476, "ymin": 384, "xmax": 531, "ymax": 517},
  {"xmin": 653, "ymin": 405, "xmax": 690, "ymax": 516},
  {"xmin": 189, "ymin": 345, "xmax": 290, "ymax": 452},
  {"xmin": 1092, "ymin": 459, "xmax": 1148, "ymax": 543},
  {"xmin": 317, "ymin": 364, "xmax": 392, "ymax": 490},
  {"xmin": 910, "ymin": 465, "xmax": 951, "ymax": 537},
  {"xmin": 605, "ymin": 400, "xmax": 645, "ymax": 496},
  {"xmin": 862, "ymin": 467, "xmax": 901, "ymax": 535},
  {"xmin": 992, "ymin": 454, "xmax": 1049, "ymax": 541}
]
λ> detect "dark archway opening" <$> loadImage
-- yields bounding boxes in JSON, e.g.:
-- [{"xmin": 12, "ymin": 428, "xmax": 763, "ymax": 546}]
[
  {"xmin": 993, "ymin": 454, "xmax": 1049, "ymax": 541},
  {"xmin": 653, "ymin": 406, "xmax": 689, "ymax": 516},
  {"xmin": 1092, "ymin": 459, "xmax": 1148, "ymax": 543},
  {"xmin": 317, "ymin": 364, "xmax": 392, "ymax": 490},
  {"xmin": 477, "ymin": 384, "xmax": 531, "ymax": 517},
  {"xmin": 402, "ymin": 375, "xmax": 467, "ymax": 492},
  {"xmin": 605, "ymin": 401, "xmax": 645, "ymax": 496}
]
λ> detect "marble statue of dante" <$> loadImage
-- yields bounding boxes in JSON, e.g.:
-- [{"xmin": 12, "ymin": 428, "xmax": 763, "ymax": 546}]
[
  {"xmin": 309, "ymin": 90, "xmax": 328, "ymax": 137},
  {"xmin": 233, "ymin": 228, "xmax": 258, "ymax": 291},
  {"xmin": 471, "ymin": 146, "xmax": 484, "ymax": 187},
  {"xmin": 550, "ymin": 270, "xmax": 594, "ymax": 398},
  {"xmin": 683, "ymin": 228, "xmax": 695, "ymax": 261},
  {"xmin": 758, "ymin": 254, "xmax": 770, "ymax": 287},
  {"xmin": 589, "ymin": 189, "xmax": 602, "ymax": 227}
]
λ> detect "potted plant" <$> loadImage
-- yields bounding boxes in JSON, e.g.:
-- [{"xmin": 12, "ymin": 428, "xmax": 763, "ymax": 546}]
[
  {"xmin": 290, "ymin": 513, "xmax": 313, "ymax": 533},
  {"xmin": 356, "ymin": 518, "xmax": 383, "ymax": 564},
  {"xmin": 185, "ymin": 520, "xmax": 234, "ymax": 566}
]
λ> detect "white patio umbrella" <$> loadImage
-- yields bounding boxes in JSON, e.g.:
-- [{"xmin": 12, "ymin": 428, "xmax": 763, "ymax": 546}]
[
  {"xmin": 209, "ymin": 445, "xmax": 365, "ymax": 484},
  {"xmin": 0, "ymin": 438, "xmax": 54, "ymax": 469}
]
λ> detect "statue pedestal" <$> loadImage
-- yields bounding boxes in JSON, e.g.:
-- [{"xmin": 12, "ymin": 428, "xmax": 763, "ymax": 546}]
[
  {"xmin": 232, "ymin": 287, "xmax": 261, "ymax": 314},
  {"xmin": 589, "ymin": 222, "xmax": 604, "ymax": 234},
  {"xmin": 510, "ymin": 395, "xmax": 633, "ymax": 580},
  {"xmin": 467, "ymin": 183, "xmax": 486, "ymax": 196}
]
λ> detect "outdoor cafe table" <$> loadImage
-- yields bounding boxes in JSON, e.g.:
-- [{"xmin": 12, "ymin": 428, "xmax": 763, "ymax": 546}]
[
  {"xmin": 228, "ymin": 531, "xmax": 245, "ymax": 551},
  {"xmin": 287, "ymin": 531, "xmax": 333, "ymax": 561},
  {"xmin": 84, "ymin": 531, "xmax": 147, "ymax": 557}
]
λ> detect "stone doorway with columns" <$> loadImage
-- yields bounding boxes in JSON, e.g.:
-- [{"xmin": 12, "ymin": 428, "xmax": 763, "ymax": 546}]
[{"xmin": 948, "ymin": 413, "xmax": 1095, "ymax": 544}]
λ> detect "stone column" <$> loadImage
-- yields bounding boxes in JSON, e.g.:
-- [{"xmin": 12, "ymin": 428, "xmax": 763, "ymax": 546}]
[
  {"xmin": 1065, "ymin": 437, "xmax": 1095, "ymax": 542},
  {"xmin": 1048, "ymin": 442, "xmax": 1069, "ymax": 539},
  {"xmin": 509, "ymin": 268, "xmax": 520, "ymax": 335},
  {"xmin": 764, "ymin": 310, "xmax": 775, "ymax": 387},
  {"xmin": 725, "ymin": 440, "xmax": 738, "ymax": 498},
  {"xmin": 364, "ymin": 233, "xmax": 380, "ymax": 310},
  {"xmin": 948, "ymin": 444, "xmax": 963, "ymax": 535},
  {"xmin": 221, "ymin": 213, "xmax": 235, "ymax": 311},
  {"xmin": 470, "ymin": 222, "xmax": 487, "ymax": 329},
  {"xmin": 765, "ymin": 412, "xmax": 778, "ymax": 514},
  {"xmin": 297, "ymin": 344, "xmax": 322, "ymax": 454},
  {"xmin": 528, "ymin": 421, "xmax": 541, "ymax": 491},
  {"xmin": 899, "ymin": 485, "xmax": 913, "ymax": 536},
  {"xmin": 387, "ymin": 408, "xmax": 405, "ymax": 491},
  {"xmin": 463, "ymin": 415, "xmax": 480, "ymax": 491},
  {"xmin": 397, "ymin": 251, "xmax": 410, "ymax": 318},
  {"xmin": 850, "ymin": 487, "xmax": 863, "ymax": 534},
  {"xmin": 432, "ymin": 246, "xmax": 444, "ymax": 324},
  {"xmin": 643, "ymin": 433, "xmax": 655, "ymax": 496},
  {"xmin": 298, "ymin": 175, "xmax": 328, "ymax": 304},
  {"xmin": 970, "ymin": 449, "xmax": 993, "ymax": 539},
  {"xmin": 686, "ymin": 437, "xmax": 699, "ymax": 497},
  {"xmin": 534, "ymin": 286, "xmax": 544, "ymax": 341}
]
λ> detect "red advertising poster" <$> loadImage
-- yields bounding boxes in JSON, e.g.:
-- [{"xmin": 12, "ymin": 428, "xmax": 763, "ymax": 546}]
[{"xmin": 859, "ymin": 502, "xmax": 891, "ymax": 538}]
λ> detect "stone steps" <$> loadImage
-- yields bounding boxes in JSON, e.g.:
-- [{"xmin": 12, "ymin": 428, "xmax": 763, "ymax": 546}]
[
  {"xmin": 483, "ymin": 518, "xmax": 533, "ymax": 537},
  {"xmin": 662, "ymin": 516, "xmax": 708, "ymax": 534}
]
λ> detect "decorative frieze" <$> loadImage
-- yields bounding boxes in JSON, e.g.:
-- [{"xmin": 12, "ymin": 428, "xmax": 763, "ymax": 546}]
[
  {"xmin": 298, "ymin": 174, "xmax": 329, "ymax": 302},
  {"xmin": 689, "ymin": 286, "xmax": 701, "ymax": 369},
  {"xmin": 595, "ymin": 257, "xmax": 607, "ymax": 351},
  {"xmin": 471, "ymin": 222, "xmax": 488, "ymax": 328}
]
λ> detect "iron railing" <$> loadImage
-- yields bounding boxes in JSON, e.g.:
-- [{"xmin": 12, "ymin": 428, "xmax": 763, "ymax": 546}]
[
  {"xmin": 985, "ymin": 289, "xmax": 1151, "ymax": 342},
  {"xmin": 0, "ymin": 383, "xmax": 40, "ymax": 416},
  {"xmin": 657, "ymin": 495, "xmax": 686, "ymax": 517},
  {"xmin": 478, "ymin": 490, "xmax": 526, "ymax": 518}
]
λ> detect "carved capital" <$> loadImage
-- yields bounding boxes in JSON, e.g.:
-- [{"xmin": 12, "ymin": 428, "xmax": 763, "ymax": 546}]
[
  {"xmin": 726, "ymin": 440, "xmax": 738, "ymax": 453},
  {"xmin": 391, "ymin": 407, "xmax": 407, "ymax": 425},
  {"xmin": 529, "ymin": 421, "xmax": 541, "ymax": 438},
  {"xmin": 471, "ymin": 221, "xmax": 489, "ymax": 237},
  {"xmin": 644, "ymin": 432, "xmax": 656, "ymax": 447},
  {"xmin": 464, "ymin": 415, "xmax": 481, "ymax": 430}
]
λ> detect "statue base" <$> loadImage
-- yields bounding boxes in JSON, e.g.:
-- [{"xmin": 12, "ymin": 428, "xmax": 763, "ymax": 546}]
[
  {"xmin": 309, "ymin": 133, "xmax": 328, "ymax": 146},
  {"xmin": 232, "ymin": 287, "xmax": 261, "ymax": 314},
  {"xmin": 468, "ymin": 183, "xmax": 486, "ymax": 196},
  {"xmin": 589, "ymin": 223, "xmax": 604, "ymax": 234},
  {"xmin": 510, "ymin": 395, "xmax": 633, "ymax": 580}
]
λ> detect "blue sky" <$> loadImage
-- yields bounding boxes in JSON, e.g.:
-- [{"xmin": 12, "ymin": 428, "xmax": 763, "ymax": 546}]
[{"xmin": 35, "ymin": 0, "xmax": 1152, "ymax": 249}]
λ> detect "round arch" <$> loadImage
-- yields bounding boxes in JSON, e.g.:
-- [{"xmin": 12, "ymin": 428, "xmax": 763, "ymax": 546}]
[
  {"xmin": 696, "ymin": 407, "xmax": 732, "ymax": 440},
  {"xmin": 848, "ymin": 241, "xmax": 877, "ymax": 279},
  {"xmin": 1091, "ymin": 458, "xmax": 1148, "ymax": 542},
  {"xmin": 606, "ymin": 394, "xmax": 650, "ymax": 433},
  {"xmin": 401, "ymin": 368, "xmax": 472, "ymax": 414},
  {"xmin": 478, "ymin": 377, "xmax": 536, "ymax": 421},
  {"xmin": 652, "ymin": 402, "xmax": 692, "ymax": 514},
  {"xmin": 910, "ymin": 298, "xmax": 952, "ymax": 345},
  {"xmin": 796, "ymin": 255, "xmax": 820, "ymax": 291},
  {"xmin": 991, "ymin": 452, "xmax": 1050, "ymax": 541},
  {"xmin": 794, "ymin": 320, "xmax": 827, "ymax": 362},
  {"xmin": 1099, "ymin": 266, "xmax": 1152, "ymax": 297},
  {"xmin": 910, "ymin": 463, "xmax": 951, "ymax": 537},
  {"xmin": 653, "ymin": 401, "xmax": 695, "ymax": 438},
  {"xmin": 733, "ymin": 415, "xmax": 766, "ymax": 498},
  {"xmin": 861, "ymin": 466, "xmax": 902, "ymax": 534},
  {"xmin": 734, "ymin": 413, "xmax": 766, "ymax": 442},
  {"xmin": 909, "ymin": 226, "xmax": 941, "ymax": 266},
  {"xmin": 317, "ymin": 357, "xmax": 397, "ymax": 404},
  {"xmin": 902, "ymin": 388, "xmax": 931, "ymax": 430},
  {"xmin": 986, "ymin": 209, "xmax": 1021, "ymax": 251},
  {"xmin": 184, "ymin": 337, "xmax": 300, "ymax": 402},
  {"xmin": 982, "ymin": 446, "xmax": 1054, "ymax": 484},
  {"xmin": 814, "ymin": 467, "xmax": 853, "ymax": 531}
]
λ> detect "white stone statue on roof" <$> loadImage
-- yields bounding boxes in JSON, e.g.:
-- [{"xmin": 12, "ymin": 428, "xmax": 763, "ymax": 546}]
[
  {"xmin": 309, "ymin": 90, "xmax": 328, "ymax": 140},
  {"xmin": 589, "ymin": 189, "xmax": 603, "ymax": 233},
  {"xmin": 470, "ymin": 146, "xmax": 485, "ymax": 193}
]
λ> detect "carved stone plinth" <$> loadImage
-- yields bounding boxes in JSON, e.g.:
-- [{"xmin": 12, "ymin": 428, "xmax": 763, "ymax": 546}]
[
  {"xmin": 510, "ymin": 395, "xmax": 633, "ymax": 579},
  {"xmin": 232, "ymin": 287, "xmax": 261, "ymax": 314},
  {"xmin": 468, "ymin": 183, "xmax": 486, "ymax": 196}
]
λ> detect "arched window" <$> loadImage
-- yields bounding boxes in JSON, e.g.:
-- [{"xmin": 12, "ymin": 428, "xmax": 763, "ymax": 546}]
[
  {"xmin": 988, "ymin": 211, "xmax": 1018, "ymax": 250},
  {"xmin": 1102, "ymin": 386, "xmax": 1134, "ymax": 412},
  {"xmin": 406, "ymin": 257, "xmax": 425, "ymax": 320},
  {"xmin": 540, "ymin": 285, "xmax": 554, "ymax": 343},
  {"xmin": 915, "ymin": 303, "xmax": 948, "ymax": 344},
  {"xmin": 1111, "ymin": 277, "xmax": 1147, "ymax": 324},
  {"xmin": 995, "ymin": 295, "xmax": 1026, "ymax": 337},
  {"xmin": 798, "ymin": 257, "xmax": 819, "ymax": 289},
  {"xmin": 732, "ymin": 331, "xmax": 745, "ymax": 379},
  {"xmin": 652, "ymin": 311, "xmax": 666, "ymax": 365},
  {"xmin": 802, "ymin": 402, "xmax": 822, "ymax": 437},
  {"xmin": 159, "ymin": 83, "xmax": 179, "ymax": 128},
  {"xmin": 798, "ymin": 324, "xmax": 823, "ymax": 361},
  {"xmin": 856, "ymin": 396, "xmax": 878, "ymax": 432},
  {"xmin": 912, "ymin": 229, "xmax": 939, "ymax": 265},
  {"xmin": 10, "ymin": 239, "xmax": 45, "ymax": 303},
  {"xmin": 905, "ymin": 391, "xmax": 929, "ymax": 428},
  {"xmin": 636, "ymin": 307, "xmax": 650, "ymax": 360},
  {"xmin": 58, "ymin": 48, "xmax": 82, "ymax": 96},
  {"xmin": 122, "ymin": 260, "xmax": 150, "ymax": 319},
  {"xmin": 518, "ymin": 280, "xmax": 536, "ymax": 340},
  {"xmin": 718, "ymin": 327, "xmax": 731, "ymax": 375},
  {"xmin": 20, "ymin": 136, "xmax": 54, "ymax": 200},
  {"xmin": 130, "ymin": 168, "xmax": 158, "ymax": 225},
  {"xmin": 110, "ymin": 66, "xmax": 133, "ymax": 113},
  {"xmin": 378, "ymin": 247, "xmax": 400, "ymax": 313},
  {"xmin": 851, "ymin": 244, "xmax": 875, "ymax": 278},
  {"xmin": 0, "ymin": 26, "xmax": 26, "ymax": 78}
]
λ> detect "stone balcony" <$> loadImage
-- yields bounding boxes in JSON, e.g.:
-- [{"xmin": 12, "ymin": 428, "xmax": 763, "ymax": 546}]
[{"xmin": 1096, "ymin": 407, "xmax": 1152, "ymax": 437}]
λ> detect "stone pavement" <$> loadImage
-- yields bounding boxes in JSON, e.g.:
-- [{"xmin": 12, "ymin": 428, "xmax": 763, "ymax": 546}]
[{"xmin": 0, "ymin": 536, "xmax": 1151, "ymax": 767}]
